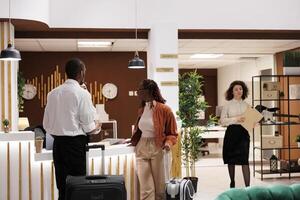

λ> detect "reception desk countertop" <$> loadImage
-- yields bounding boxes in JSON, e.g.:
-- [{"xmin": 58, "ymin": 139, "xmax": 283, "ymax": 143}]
[
  {"xmin": 35, "ymin": 144, "xmax": 135, "ymax": 161},
  {"xmin": 0, "ymin": 131, "xmax": 34, "ymax": 141}
]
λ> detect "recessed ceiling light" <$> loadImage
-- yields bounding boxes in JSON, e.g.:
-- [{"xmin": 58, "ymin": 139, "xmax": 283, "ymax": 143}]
[
  {"xmin": 190, "ymin": 54, "xmax": 224, "ymax": 59},
  {"xmin": 77, "ymin": 41, "xmax": 113, "ymax": 48}
]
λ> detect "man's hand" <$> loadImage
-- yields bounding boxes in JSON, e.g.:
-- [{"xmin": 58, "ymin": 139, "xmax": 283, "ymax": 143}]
[
  {"xmin": 87, "ymin": 122, "xmax": 102, "ymax": 135},
  {"xmin": 94, "ymin": 121, "xmax": 102, "ymax": 134},
  {"xmin": 163, "ymin": 143, "xmax": 171, "ymax": 151}
]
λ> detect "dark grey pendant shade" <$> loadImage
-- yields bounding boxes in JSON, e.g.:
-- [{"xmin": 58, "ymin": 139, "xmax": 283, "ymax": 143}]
[
  {"xmin": 128, "ymin": 51, "xmax": 145, "ymax": 69},
  {"xmin": 0, "ymin": 43, "xmax": 21, "ymax": 61}
]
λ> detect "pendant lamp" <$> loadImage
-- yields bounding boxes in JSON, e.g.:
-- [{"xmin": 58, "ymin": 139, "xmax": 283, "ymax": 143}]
[
  {"xmin": 0, "ymin": 0, "xmax": 21, "ymax": 61},
  {"xmin": 128, "ymin": 0, "xmax": 145, "ymax": 69}
]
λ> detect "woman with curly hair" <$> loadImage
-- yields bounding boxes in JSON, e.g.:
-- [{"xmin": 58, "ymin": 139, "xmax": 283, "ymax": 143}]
[
  {"xmin": 220, "ymin": 80, "xmax": 251, "ymax": 188},
  {"xmin": 131, "ymin": 79, "xmax": 178, "ymax": 200}
]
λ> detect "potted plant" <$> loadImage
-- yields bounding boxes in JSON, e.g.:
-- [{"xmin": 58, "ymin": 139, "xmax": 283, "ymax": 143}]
[
  {"xmin": 177, "ymin": 71, "xmax": 211, "ymax": 192},
  {"xmin": 35, "ymin": 136, "xmax": 44, "ymax": 153},
  {"xmin": 18, "ymin": 71, "xmax": 25, "ymax": 112},
  {"xmin": 2, "ymin": 119, "xmax": 10, "ymax": 133},
  {"xmin": 296, "ymin": 135, "xmax": 300, "ymax": 147}
]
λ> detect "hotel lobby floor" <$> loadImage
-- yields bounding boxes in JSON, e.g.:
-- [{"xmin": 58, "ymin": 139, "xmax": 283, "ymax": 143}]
[{"xmin": 190, "ymin": 156, "xmax": 300, "ymax": 200}]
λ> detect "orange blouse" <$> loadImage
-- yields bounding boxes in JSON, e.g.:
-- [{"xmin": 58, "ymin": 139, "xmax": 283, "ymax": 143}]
[{"xmin": 131, "ymin": 101, "xmax": 178, "ymax": 147}]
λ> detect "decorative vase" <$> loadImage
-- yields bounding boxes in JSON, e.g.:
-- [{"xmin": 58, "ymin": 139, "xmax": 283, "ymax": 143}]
[
  {"xmin": 35, "ymin": 139, "xmax": 44, "ymax": 153},
  {"xmin": 4, "ymin": 126, "xmax": 9, "ymax": 133},
  {"xmin": 96, "ymin": 104, "xmax": 109, "ymax": 121}
]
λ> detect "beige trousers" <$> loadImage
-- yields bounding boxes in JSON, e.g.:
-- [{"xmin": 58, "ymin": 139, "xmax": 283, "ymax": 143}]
[{"xmin": 136, "ymin": 137, "xmax": 165, "ymax": 200}]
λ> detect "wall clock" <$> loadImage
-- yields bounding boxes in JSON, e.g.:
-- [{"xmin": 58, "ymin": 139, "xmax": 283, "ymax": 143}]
[
  {"xmin": 22, "ymin": 84, "xmax": 37, "ymax": 100},
  {"xmin": 102, "ymin": 83, "xmax": 118, "ymax": 99}
]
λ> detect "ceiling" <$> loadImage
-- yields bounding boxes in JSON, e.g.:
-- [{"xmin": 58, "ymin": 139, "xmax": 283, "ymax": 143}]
[{"xmin": 15, "ymin": 39, "xmax": 300, "ymax": 68}]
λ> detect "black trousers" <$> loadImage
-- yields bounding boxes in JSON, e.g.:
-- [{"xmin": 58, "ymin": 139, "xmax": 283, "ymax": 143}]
[{"xmin": 53, "ymin": 135, "xmax": 87, "ymax": 200}]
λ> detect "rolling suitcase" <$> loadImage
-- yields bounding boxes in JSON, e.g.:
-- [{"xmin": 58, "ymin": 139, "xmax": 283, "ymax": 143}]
[
  {"xmin": 166, "ymin": 178, "xmax": 195, "ymax": 200},
  {"xmin": 165, "ymin": 151, "xmax": 195, "ymax": 200},
  {"xmin": 65, "ymin": 144, "xmax": 127, "ymax": 200}
]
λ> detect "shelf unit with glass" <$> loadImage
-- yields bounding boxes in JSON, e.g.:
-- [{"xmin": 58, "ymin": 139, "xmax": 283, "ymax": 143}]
[{"xmin": 252, "ymin": 75, "xmax": 300, "ymax": 180}]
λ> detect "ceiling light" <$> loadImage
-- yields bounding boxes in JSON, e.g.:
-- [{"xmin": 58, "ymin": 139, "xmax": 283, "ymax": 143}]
[
  {"xmin": 128, "ymin": 51, "xmax": 145, "ymax": 69},
  {"xmin": 0, "ymin": 0, "xmax": 21, "ymax": 61},
  {"xmin": 77, "ymin": 41, "xmax": 113, "ymax": 48},
  {"xmin": 0, "ymin": 43, "xmax": 21, "ymax": 61},
  {"xmin": 190, "ymin": 54, "xmax": 223, "ymax": 59},
  {"xmin": 128, "ymin": 0, "xmax": 145, "ymax": 69}
]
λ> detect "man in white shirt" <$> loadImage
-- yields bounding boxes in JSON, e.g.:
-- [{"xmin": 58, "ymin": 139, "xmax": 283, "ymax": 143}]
[{"xmin": 43, "ymin": 58, "xmax": 101, "ymax": 200}]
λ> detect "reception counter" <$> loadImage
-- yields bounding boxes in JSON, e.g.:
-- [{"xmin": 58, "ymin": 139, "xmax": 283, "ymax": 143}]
[{"xmin": 0, "ymin": 131, "xmax": 138, "ymax": 200}]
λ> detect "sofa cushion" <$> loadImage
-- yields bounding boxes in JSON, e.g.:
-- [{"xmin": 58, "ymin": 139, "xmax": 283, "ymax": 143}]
[
  {"xmin": 245, "ymin": 186, "xmax": 272, "ymax": 200},
  {"xmin": 268, "ymin": 185, "xmax": 295, "ymax": 200},
  {"xmin": 290, "ymin": 184, "xmax": 300, "ymax": 199},
  {"xmin": 215, "ymin": 184, "xmax": 300, "ymax": 200},
  {"xmin": 215, "ymin": 188, "xmax": 250, "ymax": 200}
]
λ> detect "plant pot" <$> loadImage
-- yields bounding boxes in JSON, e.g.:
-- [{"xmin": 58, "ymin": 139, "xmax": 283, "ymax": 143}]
[
  {"xmin": 4, "ymin": 126, "xmax": 10, "ymax": 133},
  {"xmin": 184, "ymin": 176, "xmax": 198, "ymax": 193},
  {"xmin": 297, "ymin": 142, "xmax": 300, "ymax": 148},
  {"xmin": 35, "ymin": 139, "xmax": 44, "ymax": 153}
]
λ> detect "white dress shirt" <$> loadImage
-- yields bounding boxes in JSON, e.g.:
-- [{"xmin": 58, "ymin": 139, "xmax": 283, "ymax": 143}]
[
  {"xmin": 43, "ymin": 79, "xmax": 96, "ymax": 136},
  {"xmin": 138, "ymin": 102, "xmax": 155, "ymax": 138},
  {"xmin": 220, "ymin": 99, "xmax": 249, "ymax": 126}
]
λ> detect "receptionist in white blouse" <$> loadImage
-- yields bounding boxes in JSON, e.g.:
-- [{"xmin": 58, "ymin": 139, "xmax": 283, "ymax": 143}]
[{"xmin": 220, "ymin": 80, "xmax": 250, "ymax": 188}]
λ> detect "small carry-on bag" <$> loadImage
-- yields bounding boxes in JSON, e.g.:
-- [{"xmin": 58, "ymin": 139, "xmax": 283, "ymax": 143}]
[
  {"xmin": 165, "ymin": 150, "xmax": 195, "ymax": 200},
  {"xmin": 65, "ymin": 144, "xmax": 127, "ymax": 200},
  {"xmin": 166, "ymin": 178, "xmax": 195, "ymax": 200}
]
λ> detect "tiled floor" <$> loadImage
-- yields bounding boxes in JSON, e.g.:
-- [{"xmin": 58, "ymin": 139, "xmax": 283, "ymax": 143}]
[{"xmin": 183, "ymin": 149, "xmax": 300, "ymax": 200}]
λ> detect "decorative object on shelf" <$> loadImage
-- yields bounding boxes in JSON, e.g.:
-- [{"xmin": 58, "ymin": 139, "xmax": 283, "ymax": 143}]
[
  {"xmin": 18, "ymin": 117, "xmax": 30, "ymax": 130},
  {"xmin": 96, "ymin": 104, "xmax": 109, "ymax": 121},
  {"xmin": 255, "ymin": 105, "xmax": 300, "ymax": 123},
  {"xmin": 270, "ymin": 155, "xmax": 278, "ymax": 172},
  {"xmin": 26, "ymin": 65, "xmax": 107, "ymax": 108},
  {"xmin": 35, "ymin": 136, "xmax": 44, "ymax": 153},
  {"xmin": 280, "ymin": 159, "xmax": 300, "ymax": 172},
  {"xmin": 296, "ymin": 135, "xmax": 300, "ymax": 148},
  {"xmin": 102, "ymin": 83, "xmax": 118, "ymax": 99},
  {"xmin": 283, "ymin": 50, "xmax": 300, "ymax": 75},
  {"xmin": 22, "ymin": 84, "xmax": 37, "ymax": 100},
  {"xmin": 18, "ymin": 71, "xmax": 26, "ymax": 112},
  {"xmin": 263, "ymin": 82, "xmax": 280, "ymax": 91},
  {"xmin": 261, "ymin": 135, "xmax": 283, "ymax": 149},
  {"xmin": 0, "ymin": 0, "xmax": 21, "ymax": 61},
  {"xmin": 2, "ymin": 119, "xmax": 10, "ymax": 133},
  {"xmin": 128, "ymin": 0, "xmax": 145, "ymax": 69},
  {"xmin": 262, "ymin": 81, "xmax": 279, "ymax": 100},
  {"xmin": 289, "ymin": 84, "xmax": 300, "ymax": 99}
]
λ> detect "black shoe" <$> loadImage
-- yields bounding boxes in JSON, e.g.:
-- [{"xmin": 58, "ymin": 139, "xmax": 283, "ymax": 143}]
[{"xmin": 230, "ymin": 181, "xmax": 235, "ymax": 188}]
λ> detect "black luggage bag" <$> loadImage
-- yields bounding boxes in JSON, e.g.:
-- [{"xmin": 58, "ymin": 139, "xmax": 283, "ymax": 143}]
[{"xmin": 65, "ymin": 144, "xmax": 127, "ymax": 200}]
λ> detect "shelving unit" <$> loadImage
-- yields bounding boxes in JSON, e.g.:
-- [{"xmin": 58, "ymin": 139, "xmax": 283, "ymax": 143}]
[{"xmin": 252, "ymin": 75, "xmax": 300, "ymax": 180}]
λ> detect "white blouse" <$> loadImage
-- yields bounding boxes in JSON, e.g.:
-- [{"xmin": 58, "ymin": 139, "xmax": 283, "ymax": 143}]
[
  {"xmin": 138, "ymin": 102, "xmax": 155, "ymax": 138},
  {"xmin": 220, "ymin": 99, "xmax": 249, "ymax": 126}
]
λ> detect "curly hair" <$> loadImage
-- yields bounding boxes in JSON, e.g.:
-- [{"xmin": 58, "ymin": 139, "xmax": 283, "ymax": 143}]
[
  {"xmin": 225, "ymin": 80, "xmax": 249, "ymax": 101},
  {"xmin": 140, "ymin": 79, "xmax": 166, "ymax": 106}
]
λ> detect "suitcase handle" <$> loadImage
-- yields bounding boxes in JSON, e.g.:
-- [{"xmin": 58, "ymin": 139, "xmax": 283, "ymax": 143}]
[
  {"xmin": 86, "ymin": 144, "xmax": 105, "ymax": 151},
  {"xmin": 85, "ymin": 175, "xmax": 107, "ymax": 180}
]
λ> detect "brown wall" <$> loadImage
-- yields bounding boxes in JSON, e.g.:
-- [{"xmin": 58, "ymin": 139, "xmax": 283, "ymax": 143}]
[
  {"xmin": 179, "ymin": 69, "xmax": 218, "ymax": 124},
  {"xmin": 19, "ymin": 52, "xmax": 147, "ymax": 139}
]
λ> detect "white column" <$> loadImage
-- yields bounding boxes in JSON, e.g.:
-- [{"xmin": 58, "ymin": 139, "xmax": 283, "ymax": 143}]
[
  {"xmin": 147, "ymin": 22, "xmax": 179, "ymax": 113},
  {"xmin": 0, "ymin": 22, "xmax": 19, "ymax": 131}
]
